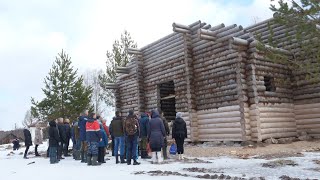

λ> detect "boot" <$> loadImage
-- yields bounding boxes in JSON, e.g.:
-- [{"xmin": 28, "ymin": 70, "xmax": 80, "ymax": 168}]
[
  {"xmin": 163, "ymin": 147, "xmax": 168, "ymax": 160},
  {"xmin": 81, "ymin": 151, "xmax": 87, "ymax": 163},
  {"xmin": 75, "ymin": 150, "xmax": 81, "ymax": 160},
  {"xmin": 151, "ymin": 152, "xmax": 157, "ymax": 164},
  {"xmin": 92, "ymin": 156, "xmax": 101, "ymax": 166},
  {"xmin": 120, "ymin": 155, "xmax": 126, "ymax": 164},
  {"xmin": 181, "ymin": 154, "xmax": 185, "ymax": 160},
  {"xmin": 157, "ymin": 151, "xmax": 163, "ymax": 163},
  {"xmin": 23, "ymin": 154, "xmax": 28, "ymax": 159},
  {"xmin": 178, "ymin": 154, "xmax": 181, "ymax": 160},
  {"xmin": 116, "ymin": 155, "xmax": 119, "ymax": 164},
  {"xmin": 87, "ymin": 154, "xmax": 92, "ymax": 166},
  {"xmin": 133, "ymin": 160, "xmax": 140, "ymax": 165},
  {"xmin": 81, "ymin": 151, "xmax": 85, "ymax": 162},
  {"xmin": 141, "ymin": 150, "xmax": 151, "ymax": 159},
  {"xmin": 127, "ymin": 156, "xmax": 131, "ymax": 165}
]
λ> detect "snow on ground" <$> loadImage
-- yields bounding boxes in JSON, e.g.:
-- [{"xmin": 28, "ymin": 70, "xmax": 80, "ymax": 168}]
[{"xmin": 1, "ymin": 142, "xmax": 320, "ymax": 180}]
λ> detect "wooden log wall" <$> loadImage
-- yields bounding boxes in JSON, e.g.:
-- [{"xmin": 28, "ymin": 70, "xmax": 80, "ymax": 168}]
[
  {"xmin": 115, "ymin": 60, "xmax": 140, "ymax": 115},
  {"xmin": 191, "ymin": 22, "xmax": 249, "ymax": 141},
  {"xmin": 295, "ymin": 103, "xmax": 320, "ymax": 138},
  {"xmin": 112, "ymin": 18, "xmax": 319, "ymax": 142},
  {"xmin": 197, "ymin": 105, "xmax": 243, "ymax": 141},
  {"xmin": 246, "ymin": 18, "xmax": 320, "ymax": 140},
  {"xmin": 246, "ymin": 21, "xmax": 296, "ymax": 141}
]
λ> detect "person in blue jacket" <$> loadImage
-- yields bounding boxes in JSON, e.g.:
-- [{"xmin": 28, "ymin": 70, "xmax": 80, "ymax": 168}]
[
  {"xmin": 78, "ymin": 110, "xmax": 89, "ymax": 163},
  {"xmin": 98, "ymin": 122, "xmax": 108, "ymax": 163}
]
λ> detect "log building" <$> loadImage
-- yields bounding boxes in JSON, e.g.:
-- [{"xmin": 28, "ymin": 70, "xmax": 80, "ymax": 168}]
[{"xmin": 107, "ymin": 18, "xmax": 320, "ymax": 142}]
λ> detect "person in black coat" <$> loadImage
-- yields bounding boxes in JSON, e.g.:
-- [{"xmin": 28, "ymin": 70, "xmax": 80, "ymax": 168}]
[
  {"xmin": 63, "ymin": 119, "xmax": 71, "ymax": 156},
  {"xmin": 57, "ymin": 118, "xmax": 67, "ymax": 159},
  {"xmin": 12, "ymin": 139, "xmax": 20, "ymax": 150},
  {"xmin": 49, "ymin": 120, "xmax": 60, "ymax": 164},
  {"xmin": 172, "ymin": 112, "xmax": 187, "ymax": 160},
  {"xmin": 23, "ymin": 128, "xmax": 32, "ymax": 159}
]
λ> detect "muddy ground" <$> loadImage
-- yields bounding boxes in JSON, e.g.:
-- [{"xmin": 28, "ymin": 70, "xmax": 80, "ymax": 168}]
[{"xmin": 183, "ymin": 139, "xmax": 320, "ymax": 159}]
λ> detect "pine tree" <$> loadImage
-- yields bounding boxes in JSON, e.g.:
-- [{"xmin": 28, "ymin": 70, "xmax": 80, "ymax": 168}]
[
  {"xmin": 264, "ymin": 0, "xmax": 320, "ymax": 81},
  {"xmin": 99, "ymin": 30, "xmax": 137, "ymax": 107},
  {"xmin": 31, "ymin": 50, "xmax": 93, "ymax": 122}
]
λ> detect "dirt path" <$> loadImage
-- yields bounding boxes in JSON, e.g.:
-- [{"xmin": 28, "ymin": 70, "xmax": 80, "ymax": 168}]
[{"xmin": 184, "ymin": 140, "xmax": 320, "ymax": 159}]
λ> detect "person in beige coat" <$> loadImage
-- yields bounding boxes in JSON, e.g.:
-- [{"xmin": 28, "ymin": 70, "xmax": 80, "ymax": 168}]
[{"xmin": 34, "ymin": 123, "xmax": 43, "ymax": 156}]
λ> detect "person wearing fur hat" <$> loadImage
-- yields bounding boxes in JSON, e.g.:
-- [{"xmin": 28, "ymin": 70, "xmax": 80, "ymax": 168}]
[{"xmin": 172, "ymin": 112, "xmax": 187, "ymax": 160}]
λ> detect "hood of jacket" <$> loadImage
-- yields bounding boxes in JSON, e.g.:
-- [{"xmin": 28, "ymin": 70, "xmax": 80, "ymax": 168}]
[
  {"xmin": 87, "ymin": 118, "xmax": 95, "ymax": 123},
  {"xmin": 49, "ymin": 120, "xmax": 56, "ymax": 127},
  {"xmin": 151, "ymin": 109, "xmax": 160, "ymax": 118},
  {"xmin": 140, "ymin": 113, "xmax": 148, "ymax": 118},
  {"xmin": 175, "ymin": 117, "xmax": 184, "ymax": 124}
]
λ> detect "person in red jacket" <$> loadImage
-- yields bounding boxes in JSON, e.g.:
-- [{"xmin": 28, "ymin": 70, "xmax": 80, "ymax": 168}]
[{"xmin": 86, "ymin": 113, "xmax": 102, "ymax": 166}]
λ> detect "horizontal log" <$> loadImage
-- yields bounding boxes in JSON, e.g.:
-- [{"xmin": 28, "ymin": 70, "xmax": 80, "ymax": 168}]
[
  {"xmin": 197, "ymin": 111, "xmax": 240, "ymax": 119},
  {"xmin": 197, "ymin": 117, "xmax": 241, "ymax": 125},
  {"xmin": 261, "ymin": 128, "xmax": 296, "ymax": 134},
  {"xmin": 260, "ymin": 117, "xmax": 295, "ymax": 123},
  {"xmin": 261, "ymin": 132, "xmax": 297, "ymax": 140},
  {"xmin": 260, "ymin": 122, "xmax": 296, "ymax": 129},
  {"xmin": 295, "ymin": 103, "xmax": 320, "ymax": 110},
  {"xmin": 229, "ymin": 37, "xmax": 249, "ymax": 46},
  {"xmin": 198, "ymin": 122, "xmax": 241, "ymax": 129},
  {"xmin": 295, "ymin": 114, "xmax": 320, "ymax": 120},
  {"xmin": 259, "ymin": 107, "xmax": 293, "ymax": 113},
  {"xmin": 172, "ymin": 22, "xmax": 190, "ymax": 30},
  {"xmin": 209, "ymin": 23, "xmax": 225, "ymax": 31},
  {"xmin": 199, "ymin": 34, "xmax": 216, "ymax": 41},
  {"xmin": 189, "ymin": 20, "xmax": 201, "ymax": 28},
  {"xmin": 198, "ymin": 128, "xmax": 242, "ymax": 134},
  {"xmin": 293, "ymin": 93, "xmax": 320, "ymax": 100},
  {"xmin": 197, "ymin": 105, "xmax": 241, "ymax": 115},
  {"xmin": 295, "ymin": 108, "xmax": 320, "ymax": 115},
  {"xmin": 173, "ymin": 27, "xmax": 190, "ymax": 33},
  {"xmin": 296, "ymin": 118, "xmax": 320, "ymax": 125},
  {"xmin": 198, "ymin": 134, "xmax": 243, "ymax": 141},
  {"xmin": 260, "ymin": 112, "xmax": 294, "ymax": 118}
]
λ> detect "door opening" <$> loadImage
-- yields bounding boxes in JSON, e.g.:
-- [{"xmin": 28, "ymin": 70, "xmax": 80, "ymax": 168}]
[{"xmin": 159, "ymin": 81, "xmax": 176, "ymax": 122}]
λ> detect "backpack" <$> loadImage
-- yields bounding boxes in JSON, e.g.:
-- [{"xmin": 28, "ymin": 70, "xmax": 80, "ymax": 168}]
[{"xmin": 125, "ymin": 116, "xmax": 137, "ymax": 135}]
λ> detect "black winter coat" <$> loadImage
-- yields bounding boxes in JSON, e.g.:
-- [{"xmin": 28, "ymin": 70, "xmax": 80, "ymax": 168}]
[
  {"xmin": 64, "ymin": 123, "xmax": 71, "ymax": 140},
  {"xmin": 23, "ymin": 129, "xmax": 32, "ymax": 146},
  {"xmin": 49, "ymin": 120, "xmax": 60, "ymax": 147},
  {"xmin": 172, "ymin": 117, "xmax": 187, "ymax": 139},
  {"xmin": 57, "ymin": 123, "xmax": 67, "ymax": 143}
]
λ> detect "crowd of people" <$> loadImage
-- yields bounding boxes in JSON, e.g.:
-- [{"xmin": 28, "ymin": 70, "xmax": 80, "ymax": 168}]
[{"xmin": 21, "ymin": 109, "xmax": 188, "ymax": 166}]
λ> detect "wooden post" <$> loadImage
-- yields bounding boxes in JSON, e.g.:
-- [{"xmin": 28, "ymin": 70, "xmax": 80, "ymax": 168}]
[{"xmin": 174, "ymin": 23, "xmax": 199, "ymax": 142}]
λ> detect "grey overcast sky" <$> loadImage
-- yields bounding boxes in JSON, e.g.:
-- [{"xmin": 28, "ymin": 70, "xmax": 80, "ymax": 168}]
[{"xmin": 0, "ymin": 0, "xmax": 275, "ymax": 130}]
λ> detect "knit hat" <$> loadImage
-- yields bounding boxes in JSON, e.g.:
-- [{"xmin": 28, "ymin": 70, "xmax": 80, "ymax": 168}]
[{"xmin": 176, "ymin": 112, "xmax": 182, "ymax": 118}]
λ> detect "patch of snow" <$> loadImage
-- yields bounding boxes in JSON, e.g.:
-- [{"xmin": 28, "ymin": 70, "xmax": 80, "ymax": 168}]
[{"xmin": 1, "ymin": 142, "xmax": 320, "ymax": 180}]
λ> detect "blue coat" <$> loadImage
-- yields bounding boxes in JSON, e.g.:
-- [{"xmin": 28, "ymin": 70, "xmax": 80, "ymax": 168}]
[
  {"xmin": 98, "ymin": 124, "xmax": 108, "ymax": 147},
  {"xmin": 139, "ymin": 113, "xmax": 149, "ymax": 138},
  {"xmin": 148, "ymin": 110, "xmax": 166, "ymax": 150},
  {"xmin": 78, "ymin": 115, "xmax": 88, "ymax": 141}
]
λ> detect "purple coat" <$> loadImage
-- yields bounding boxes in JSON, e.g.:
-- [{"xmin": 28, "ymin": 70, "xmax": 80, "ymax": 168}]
[{"xmin": 148, "ymin": 110, "xmax": 166, "ymax": 150}]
